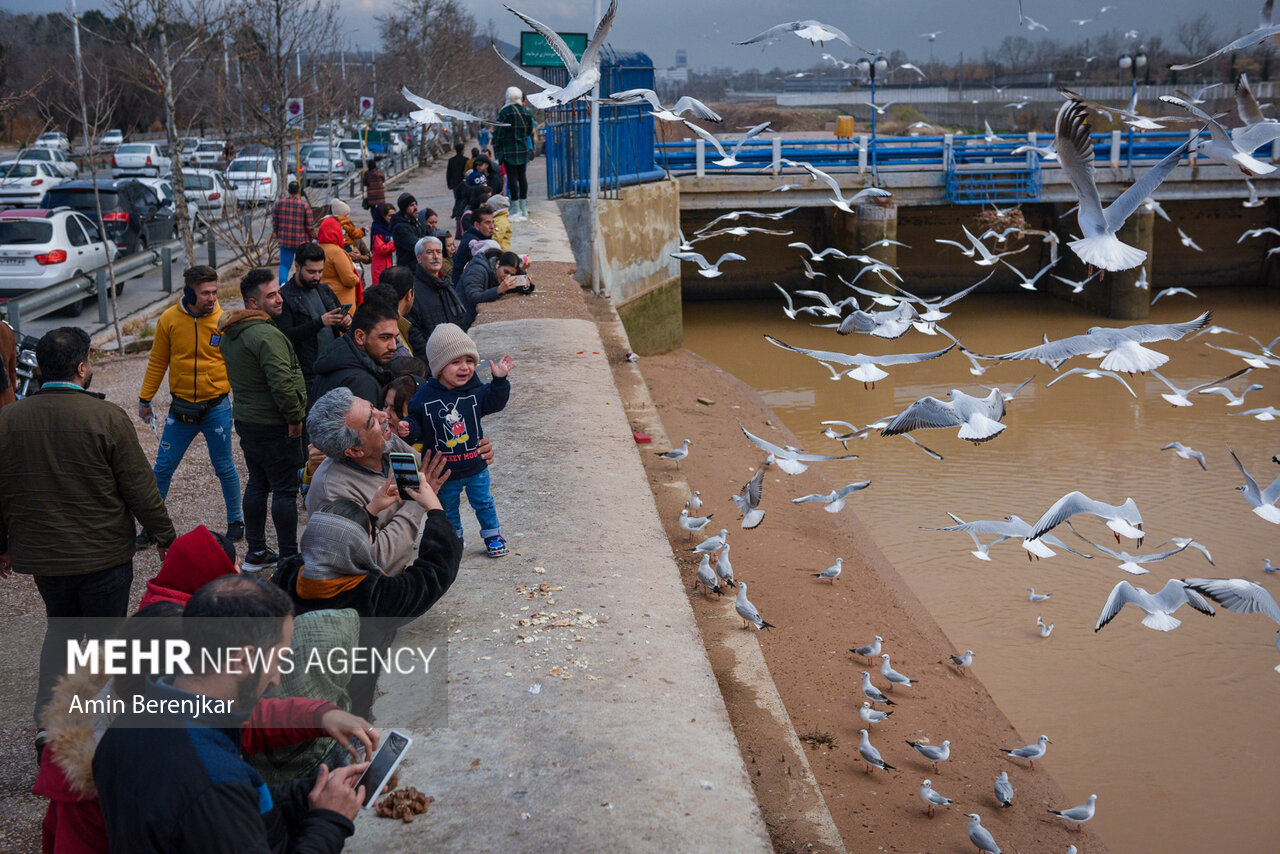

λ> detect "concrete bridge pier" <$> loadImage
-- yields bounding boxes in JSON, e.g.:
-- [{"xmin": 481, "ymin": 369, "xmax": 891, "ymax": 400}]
[
  {"xmin": 830, "ymin": 202, "xmax": 899, "ymax": 295},
  {"xmin": 1107, "ymin": 207, "xmax": 1154, "ymax": 321}
]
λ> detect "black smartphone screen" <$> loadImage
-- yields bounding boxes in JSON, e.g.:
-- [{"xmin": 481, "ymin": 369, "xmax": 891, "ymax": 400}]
[{"xmin": 356, "ymin": 730, "xmax": 410, "ymax": 807}]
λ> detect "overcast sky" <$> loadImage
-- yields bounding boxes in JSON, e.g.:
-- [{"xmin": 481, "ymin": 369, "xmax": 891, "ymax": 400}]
[{"xmin": 13, "ymin": 0, "xmax": 1264, "ymax": 71}]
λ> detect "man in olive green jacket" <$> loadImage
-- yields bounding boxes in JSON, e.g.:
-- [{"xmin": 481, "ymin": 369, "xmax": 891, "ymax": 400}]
[
  {"xmin": 0, "ymin": 327, "xmax": 176, "ymax": 733},
  {"xmin": 218, "ymin": 268, "xmax": 307, "ymax": 574}
]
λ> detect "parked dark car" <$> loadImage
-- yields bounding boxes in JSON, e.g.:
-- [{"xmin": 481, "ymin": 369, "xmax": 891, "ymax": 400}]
[{"xmin": 39, "ymin": 179, "xmax": 174, "ymax": 256}]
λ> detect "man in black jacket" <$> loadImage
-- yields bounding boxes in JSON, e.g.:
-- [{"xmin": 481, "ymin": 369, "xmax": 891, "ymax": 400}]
[
  {"xmin": 406, "ymin": 236, "xmax": 466, "ymax": 366},
  {"xmin": 276, "ymin": 242, "xmax": 351, "ymax": 408},
  {"xmin": 93, "ymin": 575, "xmax": 368, "ymax": 854},
  {"xmin": 311, "ymin": 300, "xmax": 399, "ymax": 406},
  {"xmin": 450, "ymin": 205, "xmax": 494, "ymax": 285},
  {"xmin": 445, "ymin": 143, "xmax": 467, "ymax": 191},
  {"xmin": 389, "ymin": 192, "xmax": 427, "ymax": 268}
]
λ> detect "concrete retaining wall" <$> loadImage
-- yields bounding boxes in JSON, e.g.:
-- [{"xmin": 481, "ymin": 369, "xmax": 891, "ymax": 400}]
[{"xmin": 560, "ymin": 181, "xmax": 683, "ymax": 354}]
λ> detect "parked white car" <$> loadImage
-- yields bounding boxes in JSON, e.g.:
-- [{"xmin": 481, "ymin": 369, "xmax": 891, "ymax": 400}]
[
  {"xmin": 225, "ymin": 157, "xmax": 279, "ymax": 207},
  {"xmin": 0, "ymin": 208, "xmax": 116, "ymax": 299},
  {"xmin": 13, "ymin": 148, "xmax": 79, "ymax": 179},
  {"xmin": 192, "ymin": 140, "xmax": 227, "ymax": 168},
  {"xmin": 112, "ymin": 143, "xmax": 172, "ymax": 178},
  {"xmin": 0, "ymin": 162, "xmax": 68, "ymax": 207},
  {"xmin": 179, "ymin": 137, "xmax": 201, "ymax": 165},
  {"xmin": 99, "ymin": 129, "xmax": 124, "ymax": 148},
  {"xmin": 167, "ymin": 168, "xmax": 236, "ymax": 219},
  {"xmin": 135, "ymin": 177, "xmax": 200, "ymax": 232},
  {"xmin": 33, "ymin": 132, "xmax": 71, "ymax": 153}
]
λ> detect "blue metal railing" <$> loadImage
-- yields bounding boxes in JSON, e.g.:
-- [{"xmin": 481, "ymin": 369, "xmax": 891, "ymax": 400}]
[
  {"xmin": 945, "ymin": 140, "xmax": 1042, "ymax": 205},
  {"xmin": 653, "ymin": 131, "xmax": 1199, "ymax": 174}
]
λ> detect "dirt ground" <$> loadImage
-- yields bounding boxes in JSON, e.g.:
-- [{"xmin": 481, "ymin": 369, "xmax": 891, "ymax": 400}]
[{"xmin": 636, "ymin": 348, "xmax": 1110, "ymax": 854}]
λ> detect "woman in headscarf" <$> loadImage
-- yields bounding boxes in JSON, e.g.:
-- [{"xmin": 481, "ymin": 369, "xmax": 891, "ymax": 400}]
[
  {"xmin": 317, "ymin": 216, "xmax": 362, "ymax": 309},
  {"xmin": 369, "ymin": 203, "xmax": 394, "ymax": 285},
  {"xmin": 493, "ymin": 87, "xmax": 535, "ymax": 221}
]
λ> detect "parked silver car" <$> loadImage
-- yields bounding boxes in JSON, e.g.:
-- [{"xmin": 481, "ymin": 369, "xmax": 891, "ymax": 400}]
[{"xmin": 166, "ymin": 168, "xmax": 237, "ymax": 219}]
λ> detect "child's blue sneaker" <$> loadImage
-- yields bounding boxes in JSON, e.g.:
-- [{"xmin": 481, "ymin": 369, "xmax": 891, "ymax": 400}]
[{"xmin": 484, "ymin": 535, "xmax": 509, "ymax": 558}]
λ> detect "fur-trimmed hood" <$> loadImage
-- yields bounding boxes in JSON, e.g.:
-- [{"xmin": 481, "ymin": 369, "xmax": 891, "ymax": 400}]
[
  {"xmin": 34, "ymin": 670, "xmax": 116, "ymax": 799},
  {"xmin": 215, "ymin": 308, "xmax": 270, "ymax": 333}
]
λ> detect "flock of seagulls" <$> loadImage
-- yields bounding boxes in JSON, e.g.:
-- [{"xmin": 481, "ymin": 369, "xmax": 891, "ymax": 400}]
[{"xmin": 389, "ymin": 1, "xmax": 1280, "ymax": 849}]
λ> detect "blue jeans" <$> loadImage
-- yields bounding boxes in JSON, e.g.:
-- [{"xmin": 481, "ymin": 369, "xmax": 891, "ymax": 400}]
[
  {"xmin": 437, "ymin": 467, "xmax": 500, "ymax": 539},
  {"xmin": 278, "ymin": 246, "xmax": 295, "ymax": 285},
  {"xmin": 154, "ymin": 397, "xmax": 242, "ymax": 523}
]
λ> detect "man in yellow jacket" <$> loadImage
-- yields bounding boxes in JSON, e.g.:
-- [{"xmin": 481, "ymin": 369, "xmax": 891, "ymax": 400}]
[{"xmin": 136, "ymin": 266, "xmax": 243, "ymax": 546}]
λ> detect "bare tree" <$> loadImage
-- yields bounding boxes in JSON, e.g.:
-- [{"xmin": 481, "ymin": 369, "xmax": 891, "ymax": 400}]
[
  {"xmin": 102, "ymin": 0, "xmax": 220, "ymax": 264},
  {"xmin": 1175, "ymin": 13, "xmax": 1217, "ymax": 60}
]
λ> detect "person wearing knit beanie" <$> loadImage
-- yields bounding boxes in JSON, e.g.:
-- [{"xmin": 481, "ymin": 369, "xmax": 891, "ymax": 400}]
[
  {"xmin": 425, "ymin": 323, "xmax": 478, "ymax": 377},
  {"xmin": 405, "ymin": 324, "xmax": 514, "ymax": 557},
  {"xmin": 397, "ymin": 192, "xmax": 416, "ymax": 214},
  {"xmin": 329, "ymin": 198, "xmax": 351, "ymax": 217}
]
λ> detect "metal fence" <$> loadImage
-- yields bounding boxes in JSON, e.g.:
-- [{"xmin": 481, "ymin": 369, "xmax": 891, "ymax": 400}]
[{"xmin": 542, "ymin": 48, "xmax": 665, "ymax": 199}]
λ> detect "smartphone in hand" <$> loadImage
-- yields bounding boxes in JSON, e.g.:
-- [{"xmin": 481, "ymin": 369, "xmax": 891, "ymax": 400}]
[{"xmin": 388, "ymin": 452, "xmax": 420, "ymax": 499}]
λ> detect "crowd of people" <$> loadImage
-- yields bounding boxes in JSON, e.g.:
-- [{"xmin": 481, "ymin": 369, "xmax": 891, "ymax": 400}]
[{"xmin": 0, "ymin": 87, "xmax": 540, "ymax": 853}]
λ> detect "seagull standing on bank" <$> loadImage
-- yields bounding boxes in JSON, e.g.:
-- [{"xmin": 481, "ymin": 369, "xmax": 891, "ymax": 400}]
[
  {"xmin": 685, "ymin": 491, "xmax": 702, "ymax": 511},
  {"xmin": 881, "ymin": 654, "xmax": 916, "ymax": 690},
  {"xmin": 906, "ymin": 738, "xmax": 949, "ymax": 772},
  {"xmin": 814, "ymin": 557, "xmax": 843, "ymax": 582},
  {"xmin": 851, "ymin": 635, "xmax": 883, "ymax": 663},
  {"xmin": 1001, "ymin": 734, "xmax": 1050, "ymax": 769},
  {"xmin": 678, "ymin": 509, "xmax": 713, "ymax": 536},
  {"xmin": 967, "ymin": 813, "xmax": 1002, "ymax": 854},
  {"xmin": 948, "ymin": 649, "xmax": 974, "ymax": 674},
  {"xmin": 715, "ymin": 543, "xmax": 736, "ymax": 587},
  {"xmin": 860, "ymin": 671, "xmax": 896, "ymax": 705},
  {"xmin": 994, "ymin": 771, "xmax": 1014, "ymax": 807},
  {"xmin": 656, "ymin": 438, "xmax": 691, "ymax": 467},
  {"xmin": 858, "ymin": 729, "xmax": 896, "ymax": 773},
  {"xmin": 919, "ymin": 779, "xmax": 954, "ymax": 817},
  {"xmin": 1049, "ymin": 794, "xmax": 1098, "ymax": 832},
  {"xmin": 860, "ymin": 701, "xmax": 892, "ymax": 724},
  {"xmin": 694, "ymin": 554, "xmax": 722, "ymax": 597},
  {"xmin": 688, "ymin": 528, "xmax": 728, "ymax": 554},
  {"xmin": 735, "ymin": 581, "xmax": 775, "ymax": 630}
]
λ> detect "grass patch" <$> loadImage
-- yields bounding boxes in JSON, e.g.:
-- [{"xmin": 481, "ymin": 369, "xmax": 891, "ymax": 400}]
[{"xmin": 798, "ymin": 729, "xmax": 836, "ymax": 750}]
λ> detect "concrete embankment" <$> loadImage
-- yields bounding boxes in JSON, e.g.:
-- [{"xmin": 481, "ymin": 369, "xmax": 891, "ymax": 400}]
[{"xmin": 351, "ymin": 199, "xmax": 772, "ymax": 852}]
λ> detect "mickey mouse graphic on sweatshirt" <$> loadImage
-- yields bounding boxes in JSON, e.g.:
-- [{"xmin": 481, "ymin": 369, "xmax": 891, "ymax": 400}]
[{"xmin": 404, "ymin": 372, "xmax": 510, "ymax": 478}]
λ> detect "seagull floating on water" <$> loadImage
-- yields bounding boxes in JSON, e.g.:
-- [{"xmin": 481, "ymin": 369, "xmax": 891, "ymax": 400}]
[
  {"xmin": 1037, "ymin": 616, "xmax": 1055, "ymax": 637},
  {"xmin": 1030, "ymin": 588, "xmax": 1051, "ymax": 602}
]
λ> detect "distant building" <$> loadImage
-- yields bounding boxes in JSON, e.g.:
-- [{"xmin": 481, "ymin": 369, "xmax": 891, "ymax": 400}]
[{"xmin": 675, "ymin": 49, "xmax": 687, "ymax": 68}]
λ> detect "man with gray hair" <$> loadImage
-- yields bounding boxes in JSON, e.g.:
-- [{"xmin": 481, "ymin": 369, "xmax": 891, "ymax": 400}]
[
  {"xmin": 405, "ymin": 234, "xmax": 465, "ymax": 364},
  {"xmin": 305, "ymin": 386, "xmax": 490, "ymax": 574}
]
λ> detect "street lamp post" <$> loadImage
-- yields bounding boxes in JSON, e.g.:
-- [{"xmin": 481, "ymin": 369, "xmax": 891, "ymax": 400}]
[
  {"xmin": 856, "ymin": 55, "xmax": 889, "ymax": 180},
  {"xmin": 1118, "ymin": 50, "xmax": 1146, "ymax": 167}
]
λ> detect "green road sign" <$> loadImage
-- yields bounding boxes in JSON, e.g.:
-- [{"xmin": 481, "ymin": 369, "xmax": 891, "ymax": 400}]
[{"xmin": 519, "ymin": 31, "xmax": 587, "ymax": 68}]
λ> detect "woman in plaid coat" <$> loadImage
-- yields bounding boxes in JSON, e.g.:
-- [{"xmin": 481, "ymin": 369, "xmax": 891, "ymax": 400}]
[{"xmin": 492, "ymin": 87, "xmax": 535, "ymax": 221}]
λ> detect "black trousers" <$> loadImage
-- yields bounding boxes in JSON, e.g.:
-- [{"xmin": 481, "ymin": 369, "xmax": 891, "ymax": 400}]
[
  {"xmin": 33, "ymin": 560, "xmax": 133, "ymax": 723},
  {"xmin": 235, "ymin": 421, "xmax": 302, "ymax": 559},
  {"xmin": 503, "ymin": 160, "xmax": 528, "ymax": 202}
]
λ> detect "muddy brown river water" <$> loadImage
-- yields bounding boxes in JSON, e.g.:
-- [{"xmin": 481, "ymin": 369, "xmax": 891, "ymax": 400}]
[{"xmin": 683, "ymin": 286, "xmax": 1280, "ymax": 854}]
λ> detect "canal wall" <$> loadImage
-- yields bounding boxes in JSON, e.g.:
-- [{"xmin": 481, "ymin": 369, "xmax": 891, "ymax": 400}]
[
  {"xmin": 679, "ymin": 196, "xmax": 1279, "ymax": 318},
  {"xmin": 561, "ymin": 180, "xmax": 683, "ymax": 354}
]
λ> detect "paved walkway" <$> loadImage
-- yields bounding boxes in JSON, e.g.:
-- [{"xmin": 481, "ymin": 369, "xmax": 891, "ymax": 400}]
[{"xmin": 350, "ymin": 169, "xmax": 770, "ymax": 851}]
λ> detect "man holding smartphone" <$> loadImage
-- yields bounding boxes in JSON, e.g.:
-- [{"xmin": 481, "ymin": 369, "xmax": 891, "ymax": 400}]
[{"xmin": 277, "ymin": 242, "xmax": 351, "ymax": 410}]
